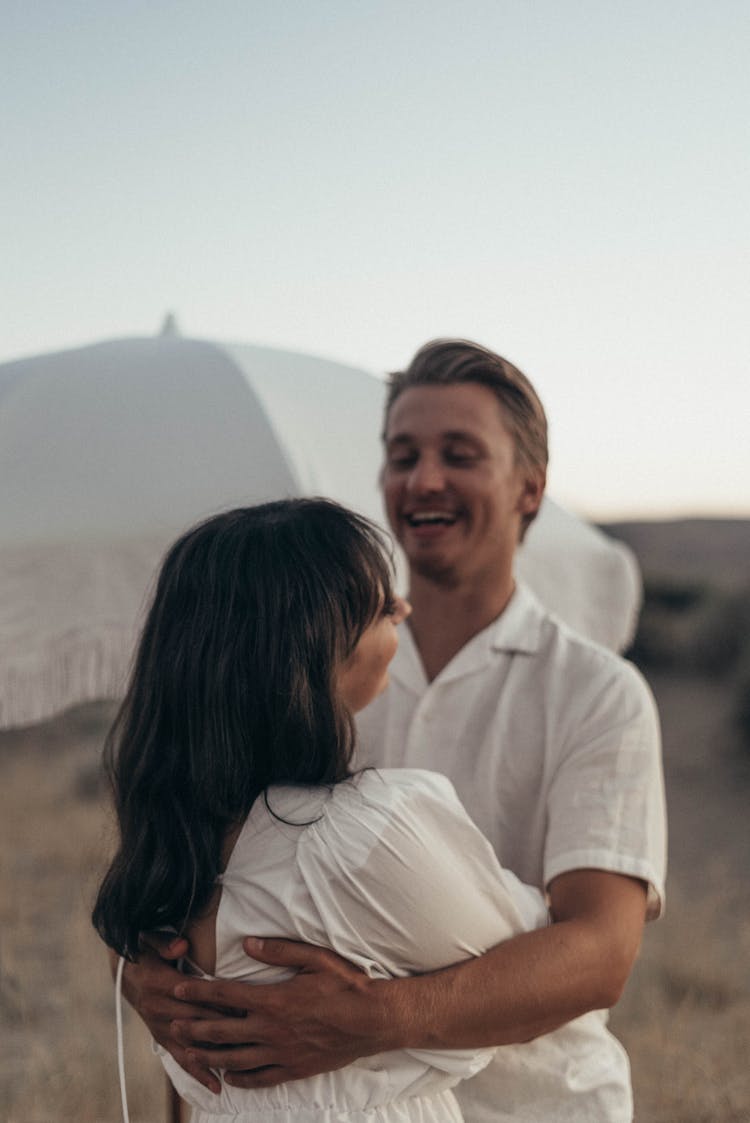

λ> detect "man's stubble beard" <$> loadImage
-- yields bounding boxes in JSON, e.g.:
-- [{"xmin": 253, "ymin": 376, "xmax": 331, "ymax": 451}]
[{"xmin": 409, "ymin": 555, "xmax": 463, "ymax": 589}]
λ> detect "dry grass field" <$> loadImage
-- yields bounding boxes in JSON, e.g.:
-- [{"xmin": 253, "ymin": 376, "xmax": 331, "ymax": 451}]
[
  {"xmin": 609, "ymin": 671, "xmax": 750, "ymax": 1123},
  {"xmin": 0, "ymin": 701, "xmax": 164, "ymax": 1122},
  {"xmin": 1, "ymin": 667, "xmax": 749, "ymax": 1122}
]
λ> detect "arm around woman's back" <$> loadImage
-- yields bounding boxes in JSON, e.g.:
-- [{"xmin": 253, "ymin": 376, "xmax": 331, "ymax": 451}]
[
  {"xmin": 171, "ymin": 769, "xmax": 586, "ymax": 1088},
  {"xmin": 171, "ymin": 866, "xmax": 647, "ymax": 1090}
]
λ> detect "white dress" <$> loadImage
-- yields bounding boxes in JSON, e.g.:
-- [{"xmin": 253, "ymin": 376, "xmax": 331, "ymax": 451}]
[{"xmin": 155, "ymin": 768, "xmax": 548, "ymax": 1123}]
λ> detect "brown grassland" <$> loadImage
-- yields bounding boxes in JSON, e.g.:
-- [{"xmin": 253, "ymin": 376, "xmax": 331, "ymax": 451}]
[{"xmin": 1, "ymin": 665, "xmax": 749, "ymax": 1122}]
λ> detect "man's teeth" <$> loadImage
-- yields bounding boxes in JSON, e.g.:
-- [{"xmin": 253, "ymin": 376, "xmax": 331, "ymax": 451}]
[{"xmin": 407, "ymin": 512, "xmax": 457, "ymax": 526}]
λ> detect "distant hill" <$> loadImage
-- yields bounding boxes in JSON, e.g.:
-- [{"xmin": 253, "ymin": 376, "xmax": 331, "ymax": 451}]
[{"xmin": 600, "ymin": 518, "xmax": 750, "ymax": 589}]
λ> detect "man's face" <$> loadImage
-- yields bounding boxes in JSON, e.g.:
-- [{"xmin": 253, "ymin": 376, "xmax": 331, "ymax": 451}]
[{"xmin": 381, "ymin": 383, "xmax": 542, "ymax": 585}]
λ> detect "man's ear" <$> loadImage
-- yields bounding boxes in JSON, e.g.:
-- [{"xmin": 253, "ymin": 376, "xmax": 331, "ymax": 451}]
[{"xmin": 517, "ymin": 471, "xmax": 546, "ymax": 518}]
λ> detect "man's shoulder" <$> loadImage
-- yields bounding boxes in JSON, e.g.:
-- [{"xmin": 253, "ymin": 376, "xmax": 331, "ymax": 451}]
[
  {"xmin": 511, "ymin": 583, "xmax": 653, "ymax": 706},
  {"xmin": 517, "ymin": 582, "xmax": 626, "ymax": 658}
]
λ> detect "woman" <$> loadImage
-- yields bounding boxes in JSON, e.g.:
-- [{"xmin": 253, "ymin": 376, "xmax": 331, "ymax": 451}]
[{"xmin": 93, "ymin": 498, "xmax": 547, "ymax": 1123}]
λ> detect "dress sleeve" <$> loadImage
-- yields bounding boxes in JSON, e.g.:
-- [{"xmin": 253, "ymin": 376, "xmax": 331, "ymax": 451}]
[
  {"xmin": 295, "ymin": 769, "xmax": 547, "ymax": 974},
  {"xmin": 291, "ymin": 769, "xmax": 548, "ymax": 1076}
]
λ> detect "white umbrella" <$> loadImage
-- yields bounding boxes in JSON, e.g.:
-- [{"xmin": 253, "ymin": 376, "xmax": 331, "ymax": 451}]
[{"xmin": 0, "ymin": 333, "xmax": 640, "ymax": 729}]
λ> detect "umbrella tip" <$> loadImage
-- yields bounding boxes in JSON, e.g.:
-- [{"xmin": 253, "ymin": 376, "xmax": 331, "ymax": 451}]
[{"xmin": 159, "ymin": 312, "xmax": 180, "ymax": 337}]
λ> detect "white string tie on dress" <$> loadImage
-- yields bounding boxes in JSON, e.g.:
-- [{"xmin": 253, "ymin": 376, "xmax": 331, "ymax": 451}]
[{"xmin": 115, "ymin": 955, "xmax": 131, "ymax": 1123}]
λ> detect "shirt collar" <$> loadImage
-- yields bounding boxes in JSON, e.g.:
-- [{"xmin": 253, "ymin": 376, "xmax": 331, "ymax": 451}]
[
  {"xmin": 487, "ymin": 581, "xmax": 545, "ymax": 656},
  {"xmin": 390, "ymin": 581, "xmax": 546, "ymax": 692}
]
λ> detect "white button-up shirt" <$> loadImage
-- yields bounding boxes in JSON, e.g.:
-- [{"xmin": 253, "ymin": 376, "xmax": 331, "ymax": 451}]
[{"xmin": 356, "ymin": 583, "xmax": 667, "ymax": 1122}]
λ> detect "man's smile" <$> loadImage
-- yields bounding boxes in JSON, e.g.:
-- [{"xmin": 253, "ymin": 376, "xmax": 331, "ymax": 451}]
[{"xmin": 404, "ymin": 509, "xmax": 459, "ymax": 528}]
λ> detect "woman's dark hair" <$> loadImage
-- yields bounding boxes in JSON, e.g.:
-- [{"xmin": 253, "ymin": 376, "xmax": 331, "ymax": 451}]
[{"xmin": 92, "ymin": 498, "xmax": 394, "ymax": 960}]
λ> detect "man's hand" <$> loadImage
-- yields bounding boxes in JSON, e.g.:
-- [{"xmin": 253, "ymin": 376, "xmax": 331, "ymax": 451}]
[
  {"xmin": 171, "ymin": 938, "xmax": 391, "ymax": 1089},
  {"xmin": 118, "ymin": 935, "xmax": 224, "ymax": 1094}
]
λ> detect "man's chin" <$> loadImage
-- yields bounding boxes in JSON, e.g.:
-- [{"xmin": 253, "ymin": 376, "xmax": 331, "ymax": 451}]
[{"xmin": 409, "ymin": 555, "xmax": 462, "ymax": 587}]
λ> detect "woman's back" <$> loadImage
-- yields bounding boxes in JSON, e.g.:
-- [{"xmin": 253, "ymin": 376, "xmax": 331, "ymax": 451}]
[
  {"xmin": 156, "ymin": 768, "xmax": 547, "ymax": 1123},
  {"xmin": 95, "ymin": 501, "xmax": 548, "ymax": 1121}
]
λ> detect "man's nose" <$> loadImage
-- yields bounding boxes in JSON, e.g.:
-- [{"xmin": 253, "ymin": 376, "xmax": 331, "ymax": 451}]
[{"xmin": 407, "ymin": 455, "xmax": 445, "ymax": 493}]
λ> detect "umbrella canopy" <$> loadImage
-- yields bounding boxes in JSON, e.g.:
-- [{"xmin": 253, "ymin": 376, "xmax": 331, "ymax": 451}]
[{"xmin": 0, "ymin": 334, "xmax": 640, "ymax": 729}]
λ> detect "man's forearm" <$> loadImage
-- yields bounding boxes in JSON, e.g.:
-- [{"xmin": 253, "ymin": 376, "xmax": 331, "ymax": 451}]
[
  {"xmin": 373, "ymin": 870, "xmax": 647, "ymax": 1052},
  {"xmin": 374, "ymin": 919, "xmax": 618, "ymax": 1051}
]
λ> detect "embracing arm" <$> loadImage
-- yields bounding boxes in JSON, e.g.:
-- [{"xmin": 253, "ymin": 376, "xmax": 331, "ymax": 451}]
[
  {"xmin": 172, "ymin": 867, "xmax": 647, "ymax": 1088},
  {"xmin": 371, "ymin": 868, "xmax": 647, "ymax": 1049}
]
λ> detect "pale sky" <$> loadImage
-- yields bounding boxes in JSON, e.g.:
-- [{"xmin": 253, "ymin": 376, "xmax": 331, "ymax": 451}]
[{"xmin": 2, "ymin": 1, "xmax": 748, "ymax": 520}]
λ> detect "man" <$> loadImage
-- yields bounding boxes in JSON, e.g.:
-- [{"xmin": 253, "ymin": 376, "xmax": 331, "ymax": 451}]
[{"xmin": 123, "ymin": 340, "xmax": 666, "ymax": 1121}]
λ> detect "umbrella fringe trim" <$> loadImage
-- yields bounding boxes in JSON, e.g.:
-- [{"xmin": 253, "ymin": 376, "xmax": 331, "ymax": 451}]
[{"xmin": 0, "ymin": 627, "xmax": 129, "ymax": 730}]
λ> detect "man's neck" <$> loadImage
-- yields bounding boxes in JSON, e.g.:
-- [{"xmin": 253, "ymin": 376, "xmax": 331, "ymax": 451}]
[{"xmin": 406, "ymin": 569, "xmax": 515, "ymax": 682}]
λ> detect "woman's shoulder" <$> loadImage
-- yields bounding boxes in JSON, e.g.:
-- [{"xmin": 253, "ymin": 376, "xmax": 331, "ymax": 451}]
[
  {"xmin": 317, "ymin": 768, "xmax": 464, "ymax": 836},
  {"xmin": 341, "ymin": 767, "xmax": 459, "ymax": 809},
  {"xmin": 226, "ymin": 769, "xmax": 464, "ymax": 880},
  {"xmin": 298, "ymin": 768, "xmax": 470, "ymax": 872},
  {"xmin": 222, "ymin": 784, "xmax": 333, "ymax": 881},
  {"xmin": 258, "ymin": 769, "xmax": 461, "ymax": 827}
]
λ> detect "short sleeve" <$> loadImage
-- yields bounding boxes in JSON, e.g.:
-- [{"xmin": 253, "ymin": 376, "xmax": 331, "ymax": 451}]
[
  {"xmin": 544, "ymin": 661, "xmax": 667, "ymax": 919},
  {"xmin": 291, "ymin": 769, "xmax": 547, "ymax": 1078},
  {"xmin": 295, "ymin": 769, "xmax": 547, "ymax": 972}
]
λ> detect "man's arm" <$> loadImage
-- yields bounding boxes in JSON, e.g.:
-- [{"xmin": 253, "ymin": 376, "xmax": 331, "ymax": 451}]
[{"xmin": 170, "ymin": 868, "xmax": 647, "ymax": 1089}]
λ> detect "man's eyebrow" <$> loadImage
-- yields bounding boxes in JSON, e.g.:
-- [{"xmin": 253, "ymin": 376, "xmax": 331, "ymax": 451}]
[
  {"xmin": 442, "ymin": 430, "xmax": 483, "ymax": 443},
  {"xmin": 385, "ymin": 430, "xmax": 481, "ymax": 444}
]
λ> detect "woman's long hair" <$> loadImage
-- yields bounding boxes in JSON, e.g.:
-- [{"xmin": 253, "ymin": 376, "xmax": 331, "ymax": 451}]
[{"xmin": 92, "ymin": 498, "xmax": 394, "ymax": 960}]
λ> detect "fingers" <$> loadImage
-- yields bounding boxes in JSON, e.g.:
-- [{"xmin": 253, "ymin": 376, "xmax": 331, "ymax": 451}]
[
  {"xmin": 128, "ymin": 943, "xmax": 184, "ymax": 978},
  {"xmin": 126, "ymin": 946, "xmax": 184, "ymax": 996},
  {"xmin": 170, "ymin": 1044, "xmax": 222, "ymax": 1095},
  {"xmin": 140, "ymin": 930, "xmax": 190, "ymax": 960},
  {"xmin": 243, "ymin": 936, "xmax": 363, "ymax": 977},
  {"xmin": 150, "ymin": 998, "xmax": 219, "ymax": 1026},
  {"xmin": 175, "ymin": 977, "xmax": 259, "ymax": 1011},
  {"xmin": 172, "ymin": 1023, "xmax": 282, "ymax": 1081},
  {"xmin": 179, "ymin": 1040, "xmax": 299, "ymax": 1086},
  {"xmin": 172, "ymin": 1016, "xmax": 265, "ymax": 1050},
  {"xmin": 182, "ymin": 1042, "xmax": 274, "ymax": 1072},
  {"xmin": 121, "ymin": 949, "xmax": 218, "ymax": 1047}
]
